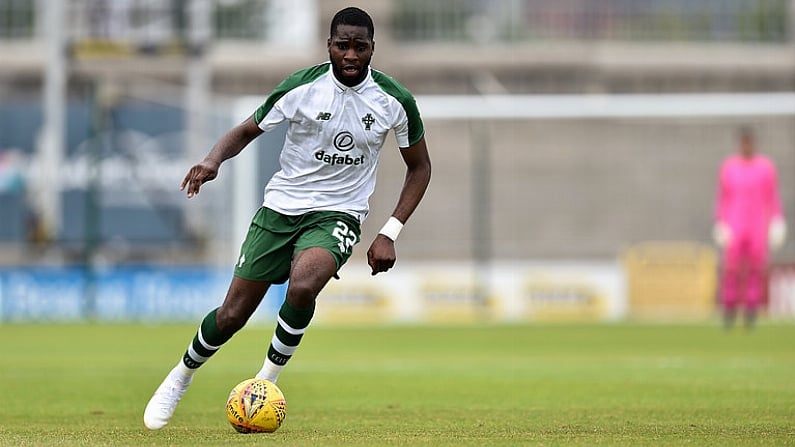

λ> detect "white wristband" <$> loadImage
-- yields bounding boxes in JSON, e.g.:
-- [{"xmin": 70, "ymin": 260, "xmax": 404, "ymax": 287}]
[{"xmin": 378, "ymin": 216, "xmax": 403, "ymax": 241}]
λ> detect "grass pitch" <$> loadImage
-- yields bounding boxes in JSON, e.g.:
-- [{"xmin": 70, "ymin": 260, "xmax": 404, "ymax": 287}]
[{"xmin": 0, "ymin": 322, "xmax": 793, "ymax": 446}]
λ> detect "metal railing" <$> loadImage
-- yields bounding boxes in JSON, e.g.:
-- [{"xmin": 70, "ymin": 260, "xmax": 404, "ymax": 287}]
[
  {"xmin": 391, "ymin": 0, "xmax": 791, "ymax": 43},
  {"xmin": 0, "ymin": 0, "xmax": 34, "ymax": 38},
  {"xmin": 0, "ymin": 0, "xmax": 790, "ymax": 44}
]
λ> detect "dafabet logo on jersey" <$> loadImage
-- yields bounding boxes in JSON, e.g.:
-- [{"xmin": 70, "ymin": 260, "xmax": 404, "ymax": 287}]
[
  {"xmin": 314, "ymin": 130, "xmax": 365, "ymax": 166},
  {"xmin": 315, "ymin": 150, "xmax": 365, "ymax": 166}
]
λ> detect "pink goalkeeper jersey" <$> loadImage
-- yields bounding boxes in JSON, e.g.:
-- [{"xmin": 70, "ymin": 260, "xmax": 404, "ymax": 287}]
[{"xmin": 716, "ymin": 154, "xmax": 783, "ymax": 236}]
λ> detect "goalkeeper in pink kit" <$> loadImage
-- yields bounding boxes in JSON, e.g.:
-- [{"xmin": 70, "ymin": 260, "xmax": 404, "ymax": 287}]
[{"xmin": 714, "ymin": 127, "xmax": 786, "ymax": 329}]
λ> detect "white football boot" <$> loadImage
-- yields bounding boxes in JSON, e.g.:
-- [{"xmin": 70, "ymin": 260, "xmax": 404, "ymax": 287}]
[{"xmin": 143, "ymin": 366, "xmax": 193, "ymax": 430}]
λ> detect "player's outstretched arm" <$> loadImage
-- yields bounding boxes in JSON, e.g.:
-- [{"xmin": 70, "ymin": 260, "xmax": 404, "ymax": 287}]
[
  {"xmin": 181, "ymin": 115, "xmax": 264, "ymax": 198},
  {"xmin": 367, "ymin": 137, "xmax": 431, "ymax": 275}
]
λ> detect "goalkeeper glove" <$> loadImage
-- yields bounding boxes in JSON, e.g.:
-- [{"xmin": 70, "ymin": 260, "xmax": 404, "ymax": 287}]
[
  {"xmin": 712, "ymin": 222, "xmax": 732, "ymax": 248},
  {"xmin": 769, "ymin": 217, "xmax": 787, "ymax": 250}
]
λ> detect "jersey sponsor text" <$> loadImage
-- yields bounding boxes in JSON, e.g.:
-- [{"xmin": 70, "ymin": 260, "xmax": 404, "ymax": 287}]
[{"xmin": 315, "ymin": 150, "xmax": 365, "ymax": 166}]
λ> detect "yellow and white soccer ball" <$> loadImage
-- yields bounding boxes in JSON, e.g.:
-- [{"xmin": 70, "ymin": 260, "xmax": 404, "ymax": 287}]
[{"xmin": 226, "ymin": 378, "xmax": 287, "ymax": 433}]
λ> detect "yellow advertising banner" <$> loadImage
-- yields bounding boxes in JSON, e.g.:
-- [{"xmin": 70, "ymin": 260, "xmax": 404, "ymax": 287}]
[{"xmin": 623, "ymin": 241, "xmax": 718, "ymax": 320}]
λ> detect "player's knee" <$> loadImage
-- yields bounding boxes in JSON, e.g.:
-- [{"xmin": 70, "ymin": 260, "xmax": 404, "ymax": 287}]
[
  {"xmin": 285, "ymin": 282, "xmax": 317, "ymax": 310},
  {"xmin": 215, "ymin": 305, "xmax": 250, "ymax": 334}
]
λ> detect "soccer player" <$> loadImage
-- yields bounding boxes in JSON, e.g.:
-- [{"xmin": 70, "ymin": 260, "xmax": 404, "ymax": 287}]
[
  {"xmin": 143, "ymin": 7, "xmax": 431, "ymax": 430},
  {"xmin": 713, "ymin": 127, "xmax": 785, "ymax": 329}
]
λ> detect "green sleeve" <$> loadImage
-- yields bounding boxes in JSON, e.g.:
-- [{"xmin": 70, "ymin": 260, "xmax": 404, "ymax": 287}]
[
  {"xmin": 372, "ymin": 70, "xmax": 425, "ymax": 146},
  {"xmin": 254, "ymin": 63, "xmax": 330, "ymax": 124}
]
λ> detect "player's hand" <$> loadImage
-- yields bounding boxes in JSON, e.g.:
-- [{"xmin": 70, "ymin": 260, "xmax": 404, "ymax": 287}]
[
  {"xmin": 712, "ymin": 222, "xmax": 732, "ymax": 248},
  {"xmin": 769, "ymin": 217, "xmax": 787, "ymax": 251},
  {"xmin": 180, "ymin": 159, "xmax": 220, "ymax": 198},
  {"xmin": 367, "ymin": 234, "xmax": 396, "ymax": 276}
]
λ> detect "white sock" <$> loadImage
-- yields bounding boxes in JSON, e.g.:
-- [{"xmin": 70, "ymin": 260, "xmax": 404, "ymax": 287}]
[
  {"xmin": 175, "ymin": 361, "xmax": 197, "ymax": 379},
  {"xmin": 255, "ymin": 358, "xmax": 283, "ymax": 383}
]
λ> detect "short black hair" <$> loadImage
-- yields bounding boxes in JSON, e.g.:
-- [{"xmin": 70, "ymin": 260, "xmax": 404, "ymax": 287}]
[{"xmin": 330, "ymin": 7, "xmax": 374, "ymax": 39}]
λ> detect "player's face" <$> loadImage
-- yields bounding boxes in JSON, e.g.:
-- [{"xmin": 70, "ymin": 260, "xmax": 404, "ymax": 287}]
[
  {"xmin": 739, "ymin": 134, "xmax": 755, "ymax": 158},
  {"xmin": 328, "ymin": 24, "xmax": 374, "ymax": 87}
]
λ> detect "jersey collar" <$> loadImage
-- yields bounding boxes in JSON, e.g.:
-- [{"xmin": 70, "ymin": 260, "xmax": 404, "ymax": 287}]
[{"xmin": 330, "ymin": 65, "xmax": 372, "ymax": 93}]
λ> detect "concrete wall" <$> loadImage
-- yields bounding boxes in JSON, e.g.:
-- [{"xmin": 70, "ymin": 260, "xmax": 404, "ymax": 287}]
[{"xmin": 358, "ymin": 115, "xmax": 795, "ymax": 263}]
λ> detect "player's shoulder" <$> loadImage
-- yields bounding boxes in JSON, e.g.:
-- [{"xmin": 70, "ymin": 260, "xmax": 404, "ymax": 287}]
[
  {"xmin": 720, "ymin": 155, "xmax": 738, "ymax": 168},
  {"xmin": 276, "ymin": 62, "xmax": 331, "ymax": 93},
  {"xmin": 256, "ymin": 63, "xmax": 331, "ymax": 124},
  {"xmin": 757, "ymin": 154, "xmax": 778, "ymax": 170},
  {"xmin": 369, "ymin": 68, "xmax": 416, "ymax": 103}
]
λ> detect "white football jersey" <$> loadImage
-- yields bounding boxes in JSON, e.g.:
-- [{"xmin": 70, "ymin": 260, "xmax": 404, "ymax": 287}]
[{"xmin": 253, "ymin": 62, "xmax": 425, "ymax": 223}]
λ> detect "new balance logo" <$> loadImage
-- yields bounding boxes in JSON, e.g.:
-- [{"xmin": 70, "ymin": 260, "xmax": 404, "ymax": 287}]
[
  {"xmin": 316, "ymin": 112, "xmax": 332, "ymax": 120},
  {"xmin": 237, "ymin": 254, "xmax": 246, "ymax": 268}
]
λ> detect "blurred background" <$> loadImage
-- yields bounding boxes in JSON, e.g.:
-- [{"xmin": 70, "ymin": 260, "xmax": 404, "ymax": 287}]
[{"xmin": 1, "ymin": 0, "xmax": 794, "ymax": 324}]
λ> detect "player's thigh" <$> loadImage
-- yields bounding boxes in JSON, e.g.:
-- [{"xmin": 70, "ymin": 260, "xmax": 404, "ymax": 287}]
[
  {"xmin": 723, "ymin": 236, "xmax": 746, "ymax": 269},
  {"xmin": 289, "ymin": 247, "xmax": 339, "ymax": 298},
  {"xmin": 293, "ymin": 211, "xmax": 361, "ymax": 272},
  {"xmin": 234, "ymin": 208, "xmax": 297, "ymax": 284},
  {"xmin": 747, "ymin": 234, "xmax": 769, "ymax": 267}
]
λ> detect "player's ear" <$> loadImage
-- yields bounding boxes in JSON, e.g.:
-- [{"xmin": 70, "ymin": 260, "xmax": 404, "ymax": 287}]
[
  {"xmin": 371, "ymin": 39, "xmax": 375, "ymax": 53},
  {"xmin": 327, "ymin": 37, "xmax": 331, "ymax": 49}
]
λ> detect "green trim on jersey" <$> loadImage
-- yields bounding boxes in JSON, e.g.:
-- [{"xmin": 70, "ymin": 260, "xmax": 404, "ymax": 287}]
[
  {"xmin": 372, "ymin": 70, "xmax": 425, "ymax": 147},
  {"xmin": 254, "ymin": 63, "xmax": 331, "ymax": 124}
]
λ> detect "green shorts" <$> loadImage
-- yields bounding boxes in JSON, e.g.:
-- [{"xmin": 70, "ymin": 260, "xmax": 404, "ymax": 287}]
[{"xmin": 233, "ymin": 207, "xmax": 361, "ymax": 284}]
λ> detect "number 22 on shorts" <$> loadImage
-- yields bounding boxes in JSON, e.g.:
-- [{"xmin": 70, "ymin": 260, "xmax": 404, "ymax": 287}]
[{"xmin": 332, "ymin": 221, "xmax": 358, "ymax": 254}]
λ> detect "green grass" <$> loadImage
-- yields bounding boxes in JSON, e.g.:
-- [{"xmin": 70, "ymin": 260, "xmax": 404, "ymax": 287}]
[{"xmin": 1, "ymin": 322, "xmax": 794, "ymax": 446}]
